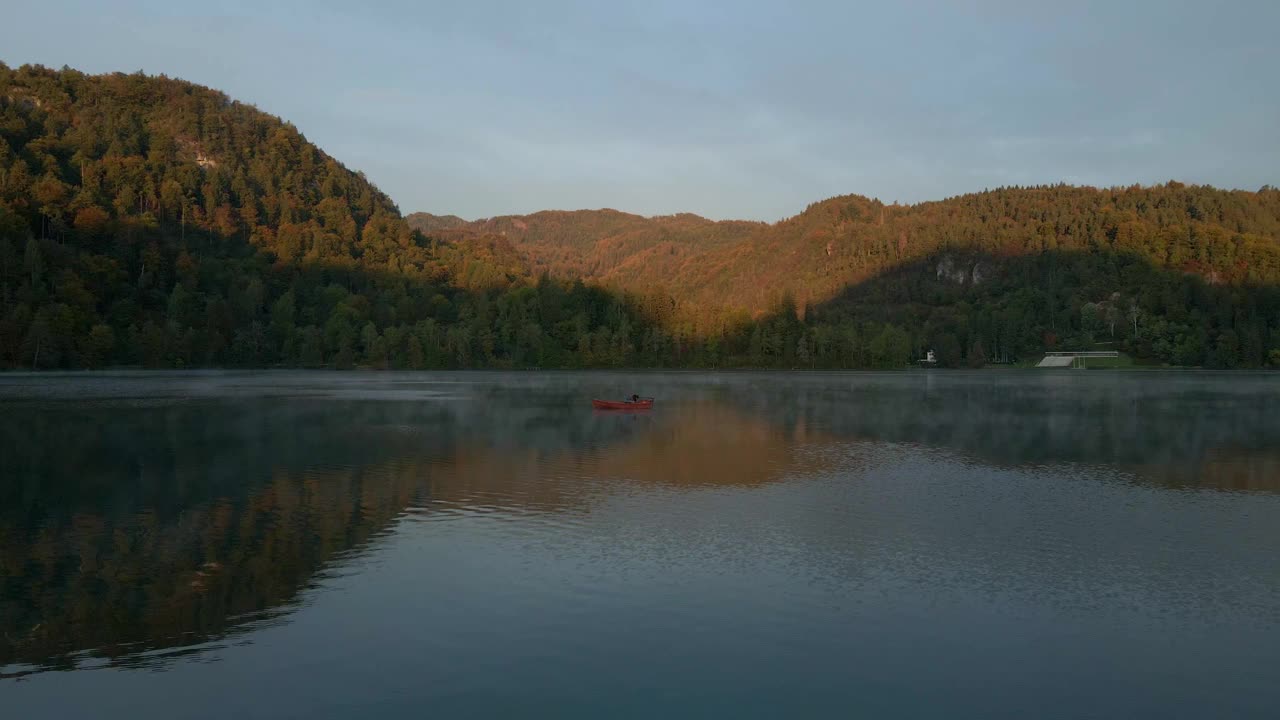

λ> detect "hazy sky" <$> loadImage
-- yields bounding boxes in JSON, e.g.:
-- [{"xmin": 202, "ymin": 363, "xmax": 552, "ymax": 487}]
[{"xmin": 2, "ymin": 0, "xmax": 1277, "ymax": 220}]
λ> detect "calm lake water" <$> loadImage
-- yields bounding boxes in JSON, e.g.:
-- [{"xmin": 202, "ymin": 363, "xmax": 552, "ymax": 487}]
[{"xmin": 2, "ymin": 370, "xmax": 1279, "ymax": 718}]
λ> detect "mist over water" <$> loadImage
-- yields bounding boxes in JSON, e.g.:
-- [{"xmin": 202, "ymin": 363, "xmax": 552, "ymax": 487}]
[{"xmin": 2, "ymin": 371, "xmax": 1279, "ymax": 718}]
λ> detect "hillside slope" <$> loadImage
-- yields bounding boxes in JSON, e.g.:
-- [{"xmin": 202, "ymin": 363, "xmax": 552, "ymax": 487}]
[
  {"xmin": 408, "ymin": 209, "xmax": 763, "ymax": 294},
  {"xmin": 415, "ymin": 185, "xmax": 1280, "ymax": 323},
  {"xmin": 405, "ymin": 212, "xmax": 469, "ymax": 233},
  {"xmin": 2, "ymin": 63, "xmax": 1277, "ymax": 370},
  {"xmin": 726, "ymin": 185, "xmax": 1280, "ymax": 314},
  {"xmin": 0, "ymin": 64, "xmax": 650, "ymax": 369},
  {"xmin": 413, "ymin": 184, "xmax": 1280, "ymax": 368}
]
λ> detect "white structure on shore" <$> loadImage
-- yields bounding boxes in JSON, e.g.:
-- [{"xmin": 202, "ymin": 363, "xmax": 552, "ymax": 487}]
[{"xmin": 1037, "ymin": 351, "xmax": 1119, "ymax": 368}]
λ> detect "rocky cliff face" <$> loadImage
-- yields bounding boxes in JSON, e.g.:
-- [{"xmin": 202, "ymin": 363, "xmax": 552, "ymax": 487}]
[{"xmin": 935, "ymin": 256, "xmax": 990, "ymax": 285}]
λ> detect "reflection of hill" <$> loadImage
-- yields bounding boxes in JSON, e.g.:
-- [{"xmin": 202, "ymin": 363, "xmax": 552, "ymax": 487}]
[
  {"xmin": 0, "ymin": 389, "xmax": 830, "ymax": 675},
  {"xmin": 0, "ymin": 393, "xmax": 515, "ymax": 674},
  {"xmin": 726, "ymin": 374, "xmax": 1280, "ymax": 491},
  {"xmin": 0, "ymin": 461, "xmax": 426, "ymax": 675},
  {"xmin": 576, "ymin": 403, "xmax": 829, "ymax": 487},
  {"xmin": 427, "ymin": 403, "xmax": 833, "ymax": 511},
  {"xmin": 4, "ymin": 371, "xmax": 1278, "ymax": 676},
  {"xmin": 1139, "ymin": 448, "xmax": 1280, "ymax": 493},
  {"xmin": 0, "ymin": 399, "xmax": 454, "ymax": 674}
]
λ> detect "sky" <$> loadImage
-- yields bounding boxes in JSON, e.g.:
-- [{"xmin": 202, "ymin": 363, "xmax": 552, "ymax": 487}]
[{"xmin": 2, "ymin": 0, "xmax": 1277, "ymax": 221}]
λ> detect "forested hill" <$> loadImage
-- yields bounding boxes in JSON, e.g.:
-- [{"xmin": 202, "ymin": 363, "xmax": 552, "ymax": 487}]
[
  {"xmin": 405, "ymin": 213, "xmax": 469, "ymax": 234},
  {"xmin": 413, "ymin": 185, "xmax": 1280, "ymax": 368},
  {"xmin": 0, "ymin": 64, "xmax": 654, "ymax": 370},
  {"xmin": 2, "ymin": 63, "xmax": 1278, "ymax": 370},
  {"xmin": 728, "ymin": 185, "xmax": 1280, "ymax": 314},
  {"xmin": 415, "ymin": 185, "xmax": 1280, "ymax": 321},
  {"xmin": 407, "ymin": 209, "xmax": 763, "ymax": 286}
]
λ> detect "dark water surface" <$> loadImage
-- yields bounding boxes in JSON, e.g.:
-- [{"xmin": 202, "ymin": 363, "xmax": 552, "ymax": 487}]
[{"xmin": 2, "ymin": 371, "xmax": 1279, "ymax": 718}]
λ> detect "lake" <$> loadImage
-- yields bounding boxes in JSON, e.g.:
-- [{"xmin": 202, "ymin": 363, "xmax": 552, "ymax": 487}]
[{"xmin": 2, "ymin": 370, "xmax": 1279, "ymax": 718}]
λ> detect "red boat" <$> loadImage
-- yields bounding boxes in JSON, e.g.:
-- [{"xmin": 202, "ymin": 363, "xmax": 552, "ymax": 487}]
[{"xmin": 592, "ymin": 398, "xmax": 654, "ymax": 410}]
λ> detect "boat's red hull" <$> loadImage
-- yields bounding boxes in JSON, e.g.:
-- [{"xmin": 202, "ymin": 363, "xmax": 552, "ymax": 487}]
[{"xmin": 592, "ymin": 399, "xmax": 654, "ymax": 410}]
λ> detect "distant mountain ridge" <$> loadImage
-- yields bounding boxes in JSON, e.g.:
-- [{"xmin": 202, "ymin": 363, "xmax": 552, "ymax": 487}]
[
  {"xmin": 406, "ymin": 213, "xmax": 469, "ymax": 233},
  {"xmin": 408, "ymin": 208, "xmax": 763, "ymax": 291},
  {"xmin": 411, "ymin": 184, "xmax": 1280, "ymax": 319}
]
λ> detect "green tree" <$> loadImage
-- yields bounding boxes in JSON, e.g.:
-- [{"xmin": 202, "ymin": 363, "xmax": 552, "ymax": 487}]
[
  {"xmin": 24, "ymin": 237, "xmax": 43, "ymax": 288},
  {"xmin": 79, "ymin": 323, "xmax": 115, "ymax": 368},
  {"xmin": 967, "ymin": 340, "xmax": 988, "ymax": 368},
  {"xmin": 796, "ymin": 334, "xmax": 811, "ymax": 368}
]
